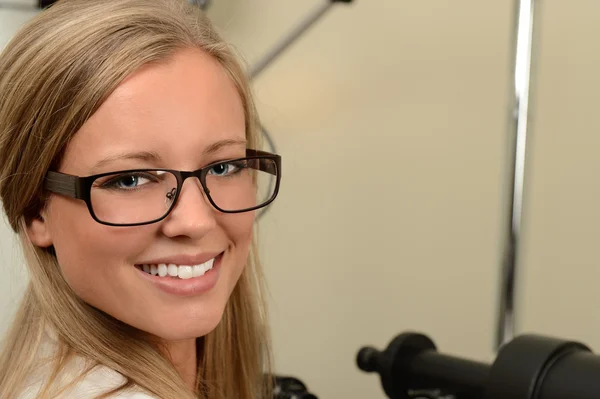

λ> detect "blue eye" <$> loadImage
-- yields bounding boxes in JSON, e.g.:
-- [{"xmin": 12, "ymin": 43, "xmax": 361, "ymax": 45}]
[
  {"xmin": 116, "ymin": 175, "xmax": 143, "ymax": 188},
  {"xmin": 98, "ymin": 172, "xmax": 163, "ymax": 191},
  {"xmin": 208, "ymin": 162, "xmax": 244, "ymax": 177}
]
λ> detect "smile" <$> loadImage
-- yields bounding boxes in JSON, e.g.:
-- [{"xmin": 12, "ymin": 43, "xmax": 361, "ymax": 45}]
[
  {"xmin": 138, "ymin": 258, "xmax": 215, "ymax": 280},
  {"xmin": 134, "ymin": 253, "xmax": 223, "ymax": 296}
]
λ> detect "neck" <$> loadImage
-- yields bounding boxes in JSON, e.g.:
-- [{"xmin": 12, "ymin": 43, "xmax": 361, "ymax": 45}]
[{"xmin": 165, "ymin": 338, "xmax": 197, "ymax": 391}]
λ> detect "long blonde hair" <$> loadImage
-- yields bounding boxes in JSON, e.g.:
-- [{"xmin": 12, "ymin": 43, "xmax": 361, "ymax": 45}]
[{"xmin": 0, "ymin": 0, "xmax": 272, "ymax": 398}]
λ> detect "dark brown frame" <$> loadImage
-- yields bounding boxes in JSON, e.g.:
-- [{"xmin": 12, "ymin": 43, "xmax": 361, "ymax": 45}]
[{"xmin": 44, "ymin": 149, "xmax": 282, "ymax": 227}]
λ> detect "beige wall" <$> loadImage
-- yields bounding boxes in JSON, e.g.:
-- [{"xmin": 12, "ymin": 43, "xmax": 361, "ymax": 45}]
[
  {"xmin": 2, "ymin": 1, "xmax": 600, "ymax": 398},
  {"xmin": 208, "ymin": 1, "xmax": 512, "ymax": 397},
  {"xmin": 519, "ymin": 1, "xmax": 600, "ymax": 347}
]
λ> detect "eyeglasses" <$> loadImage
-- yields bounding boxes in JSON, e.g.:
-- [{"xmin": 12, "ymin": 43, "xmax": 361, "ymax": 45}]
[{"xmin": 44, "ymin": 149, "xmax": 282, "ymax": 227}]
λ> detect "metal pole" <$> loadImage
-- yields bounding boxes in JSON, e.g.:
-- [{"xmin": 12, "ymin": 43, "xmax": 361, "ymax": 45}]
[
  {"xmin": 249, "ymin": 0, "xmax": 336, "ymax": 80},
  {"xmin": 496, "ymin": 0, "xmax": 538, "ymax": 349}
]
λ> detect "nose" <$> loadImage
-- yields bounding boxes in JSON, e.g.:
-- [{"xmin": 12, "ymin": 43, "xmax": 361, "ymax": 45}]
[{"xmin": 160, "ymin": 177, "xmax": 217, "ymax": 239}]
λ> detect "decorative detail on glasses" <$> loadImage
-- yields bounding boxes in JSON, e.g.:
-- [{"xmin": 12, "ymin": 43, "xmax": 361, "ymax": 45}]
[{"xmin": 166, "ymin": 188, "xmax": 177, "ymax": 202}]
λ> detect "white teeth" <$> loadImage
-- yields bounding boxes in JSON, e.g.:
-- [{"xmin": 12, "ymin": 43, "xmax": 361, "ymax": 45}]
[
  {"xmin": 204, "ymin": 258, "xmax": 214, "ymax": 271},
  {"xmin": 141, "ymin": 257, "xmax": 217, "ymax": 279},
  {"xmin": 192, "ymin": 264, "xmax": 206, "ymax": 277},
  {"xmin": 158, "ymin": 264, "xmax": 168, "ymax": 277},
  {"xmin": 167, "ymin": 264, "xmax": 178, "ymax": 277},
  {"xmin": 192, "ymin": 258, "xmax": 214, "ymax": 277},
  {"xmin": 178, "ymin": 266, "xmax": 193, "ymax": 279}
]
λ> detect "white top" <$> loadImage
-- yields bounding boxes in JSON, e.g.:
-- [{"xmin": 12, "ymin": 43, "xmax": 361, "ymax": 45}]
[
  {"xmin": 19, "ymin": 361, "xmax": 155, "ymax": 398},
  {"xmin": 17, "ymin": 330, "xmax": 156, "ymax": 399}
]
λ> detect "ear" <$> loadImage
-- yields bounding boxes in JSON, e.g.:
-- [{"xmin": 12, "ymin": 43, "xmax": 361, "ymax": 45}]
[{"xmin": 26, "ymin": 212, "xmax": 53, "ymax": 248}]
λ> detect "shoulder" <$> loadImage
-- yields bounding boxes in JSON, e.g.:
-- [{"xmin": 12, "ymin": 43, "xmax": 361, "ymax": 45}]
[
  {"xmin": 66, "ymin": 364, "xmax": 156, "ymax": 398},
  {"xmin": 19, "ymin": 357, "xmax": 156, "ymax": 399},
  {"xmin": 16, "ymin": 328, "xmax": 156, "ymax": 399}
]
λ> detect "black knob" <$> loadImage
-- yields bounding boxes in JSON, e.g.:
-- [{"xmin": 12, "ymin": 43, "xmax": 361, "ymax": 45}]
[{"xmin": 357, "ymin": 346, "xmax": 381, "ymax": 373}]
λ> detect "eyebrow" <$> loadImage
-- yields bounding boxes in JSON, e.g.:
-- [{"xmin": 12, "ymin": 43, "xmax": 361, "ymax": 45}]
[
  {"xmin": 203, "ymin": 138, "xmax": 247, "ymax": 155},
  {"xmin": 92, "ymin": 139, "xmax": 248, "ymax": 170},
  {"xmin": 93, "ymin": 151, "xmax": 162, "ymax": 170}
]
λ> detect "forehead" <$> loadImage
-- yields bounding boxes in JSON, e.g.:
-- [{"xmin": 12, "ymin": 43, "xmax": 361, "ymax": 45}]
[{"xmin": 61, "ymin": 48, "xmax": 246, "ymax": 173}]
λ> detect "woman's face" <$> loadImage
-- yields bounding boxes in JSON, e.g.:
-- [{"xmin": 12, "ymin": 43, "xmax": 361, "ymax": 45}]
[{"xmin": 29, "ymin": 48, "xmax": 254, "ymax": 341}]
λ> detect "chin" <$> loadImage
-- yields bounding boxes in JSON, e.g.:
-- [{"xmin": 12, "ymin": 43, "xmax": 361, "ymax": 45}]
[{"xmin": 149, "ymin": 304, "xmax": 227, "ymax": 342}]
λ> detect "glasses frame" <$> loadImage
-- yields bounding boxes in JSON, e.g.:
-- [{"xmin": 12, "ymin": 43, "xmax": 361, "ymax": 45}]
[{"xmin": 44, "ymin": 149, "xmax": 282, "ymax": 227}]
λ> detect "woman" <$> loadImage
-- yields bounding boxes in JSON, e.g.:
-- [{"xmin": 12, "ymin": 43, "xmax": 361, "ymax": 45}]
[{"xmin": 0, "ymin": 0, "xmax": 281, "ymax": 398}]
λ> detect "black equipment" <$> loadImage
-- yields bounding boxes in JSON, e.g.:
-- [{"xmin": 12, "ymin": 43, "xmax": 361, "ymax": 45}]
[
  {"xmin": 357, "ymin": 331, "xmax": 600, "ymax": 399},
  {"xmin": 272, "ymin": 375, "xmax": 318, "ymax": 399},
  {"xmin": 38, "ymin": 0, "xmax": 57, "ymax": 8}
]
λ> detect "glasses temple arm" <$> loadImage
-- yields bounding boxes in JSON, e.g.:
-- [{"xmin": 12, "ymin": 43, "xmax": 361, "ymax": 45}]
[{"xmin": 44, "ymin": 171, "xmax": 79, "ymax": 198}]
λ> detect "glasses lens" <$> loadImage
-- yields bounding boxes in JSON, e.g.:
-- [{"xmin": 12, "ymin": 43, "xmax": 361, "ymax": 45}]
[
  {"xmin": 90, "ymin": 170, "xmax": 178, "ymax": 225},
  {"xmin": 206, "ymin": 158, "xmax": 278, "ymax": 212}
]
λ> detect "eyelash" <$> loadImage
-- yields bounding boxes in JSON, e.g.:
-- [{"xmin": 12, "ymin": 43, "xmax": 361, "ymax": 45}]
[{"xmin": 99, "ymin": 172, "xmax": 161, "ymax": 191}]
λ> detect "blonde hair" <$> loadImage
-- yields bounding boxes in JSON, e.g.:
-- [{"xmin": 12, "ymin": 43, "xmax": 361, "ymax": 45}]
[{"xmin": 0, "ymin": 0, "xmax": 272, "ymax": 398}]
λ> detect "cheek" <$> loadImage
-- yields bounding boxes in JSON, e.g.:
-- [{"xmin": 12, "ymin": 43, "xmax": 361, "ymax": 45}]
[
  {"xmin": 47, "ymin": 198, "xmax": 153, "ymax": 290},
  {"xmin": 219, "ymin": 211, "xmax": 255, "ymax": 282},
  {"xmin": 221, "ymin": 211, "xmax": 255, "ymax": 249},
  {"xmin": 218, "ymin": 212, "xmax": 255, "ymax": 299}
]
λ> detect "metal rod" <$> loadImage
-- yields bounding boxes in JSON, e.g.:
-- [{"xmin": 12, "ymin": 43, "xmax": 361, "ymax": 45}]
[
  {"xmin": 249, "ymin": 0, "xmax": 335, "ymax": 80},
  {"xmin": 496, "ymin": 0, "xmax": 538, "ymax": 349}
]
